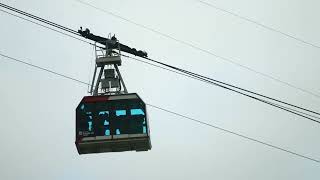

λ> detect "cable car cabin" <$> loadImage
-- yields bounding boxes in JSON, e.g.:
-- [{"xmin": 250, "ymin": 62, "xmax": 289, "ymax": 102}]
[{"xmin": 75, "ymin": 93, "xmax": 151, "ymax": 154}]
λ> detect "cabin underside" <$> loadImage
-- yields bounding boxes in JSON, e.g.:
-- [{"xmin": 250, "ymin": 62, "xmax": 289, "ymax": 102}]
[{"xmin": 76, "ymin": 134, "xmax": 151, "ymax": 154}]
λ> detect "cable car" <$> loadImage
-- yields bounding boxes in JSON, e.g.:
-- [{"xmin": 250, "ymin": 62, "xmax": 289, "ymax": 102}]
[
  {"xmin": 75, "ymin": 28, "xmax": 151, "ymax": 154},
  {"xmin": 75, "ymin": 93, "xmax": 151, "ymax": 154}
]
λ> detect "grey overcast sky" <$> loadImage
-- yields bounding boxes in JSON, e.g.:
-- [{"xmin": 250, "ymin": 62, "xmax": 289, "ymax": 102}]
[{"xmin": 0, "ymin": 0, "xmax": 319, "ymax": 179}]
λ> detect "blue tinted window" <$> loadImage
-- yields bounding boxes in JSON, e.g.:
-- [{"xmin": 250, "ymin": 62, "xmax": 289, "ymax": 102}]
[
  {"xmin": 116, "ymin": 110, "xmax": 126, "ymax": 116},
  {"xmin": 99, "ymin": 111, "xmax": 109, "ymax": 115},
  {"xmin": 105, "ymin": 129, "xmax": 110, "ymax": 136},
  {"xmin": 143, "ymin": 126, "xmax": 147, "ymax": 134},
  {"xmin": 116, "ymin": 129, "xmax": 121, "ymax": 135},
  {"xmin": 88, "ymin": 121, "xmax": 93, "ymax": 131},
  {"xmin": 131, "ymin": 109, "xmax": 145, "ymax": 115},
  {"xmin": 104, "ymin": 120, "xmax": 109, "ymax": 125}
]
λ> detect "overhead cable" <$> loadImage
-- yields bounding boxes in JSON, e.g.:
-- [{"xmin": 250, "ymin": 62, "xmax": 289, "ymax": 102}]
[
  {"xmin": 122, "ymin": 54, "xmax": 320, "ymax": 123},
  {"xmin": 141, "ymin": 56, "xmax": 320, "ymax": 117},
  {"xmin": 123, "ymin": 54, "xmax": 320, "ymax": 120},
  {"xmin": 0, "ymin": 53, "xmax": 90, "ymax": 86},
  {"xmin": 0, "ymin": 9, "xmax": 92, "ymax": 45},
  {"xmin": 123, "ymin": 54, "xmax": 320, "ymax": 122},
  {"xmin": 0, "ymin": 2, "xmax": 79, "ymax": 36},
  {"xmin": 147, "ymin": 104, "xmax": 320, "ymax": 164},
  {"xmin": 0, "ymin": 52, "xmax": 318, "ymax": 164},
  {"xmin": 197, "ymin": 0, "xmax": 320, "ymax": 49}
]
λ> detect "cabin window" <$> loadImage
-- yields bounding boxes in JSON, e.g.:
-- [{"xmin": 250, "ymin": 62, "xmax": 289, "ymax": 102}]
[
  {"xmin": 116, "ymin": 110, "xmax": 126, "ymax": 116},
  {"xmin": 105, "ymin": 129, "xmax": 110, "ymax": 136},
  {"xmin": 88, "ymin": 121, "xmax": 93, "ymax": 131},
  {"xmin": 130, "ymin": 109, "xmax": 144, "ymax": 115}
]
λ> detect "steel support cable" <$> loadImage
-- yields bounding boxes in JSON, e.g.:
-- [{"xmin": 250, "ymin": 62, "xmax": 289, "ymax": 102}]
[
  {"xmin": 158, "ymin": 65, "xmax": 320, "ymax": 123},
  {"xmin": 123, "ymin": 55, "xmax": 320, "ymax": 121},
  {"xmin": 75, "ymin": 0, "xmax": 320, "ymax": 99},
  {"xmin": 0, "ymin": 2, "xmax": 78, "ymax": 35},
  {"xmin": 167, "ymin": 73, "xmax": 320, "ymax": 122},
  {"xmin": 146, "ymin": 104, "xmax": 320, "ymax": 164},
  {"xmin": 0, "ymin": 53, "xmax": 90, "ymax": 86},
  {"xmin": 138, "ymin": 56, "xmax": 320, "ymax": 117},
  {"xmin": 0, "ymin": 9, "xmax": 92, "ymax": 45},
  {"xmin": 0, "ymin": 52, "xmax": 319, "ymax": 164},
  {"xmin": 0, "ymin": 7, "xmax": 106, "ymax": 49},
  {"xmin": 0, "ymin": 2, "xmax": 79, "ymax": 36},
  {"xmin": 197, "ymin": 0, "xmax": 320, "ymax": 50},
  {"xmin": 174, "ymin": 65, "xmax": 320, "ymax": 117},
  {"xmin": 137, "ymin": 60, "xmax": 320, "ymax": 123}
]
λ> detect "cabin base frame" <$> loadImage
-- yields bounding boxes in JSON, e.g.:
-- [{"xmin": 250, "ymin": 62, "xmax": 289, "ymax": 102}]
[{"xmin": 76, "ymin": 134, "xmax": 151, "ymax": 154}]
